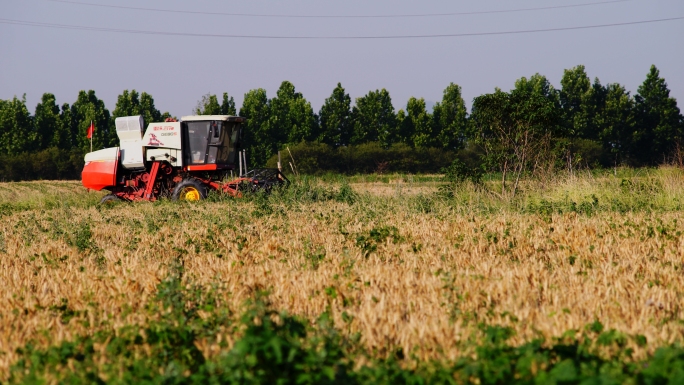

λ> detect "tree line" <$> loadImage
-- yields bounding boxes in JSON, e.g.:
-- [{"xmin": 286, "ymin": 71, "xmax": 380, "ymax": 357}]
[{"xmin": 0, "ymin": 64, "xmax": 681, "ymax": 180}]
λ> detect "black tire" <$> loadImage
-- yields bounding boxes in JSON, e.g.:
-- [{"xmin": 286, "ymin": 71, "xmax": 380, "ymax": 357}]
[
  {"xmin": 100, "ymin": 194, "xmax": 122, "ymax": 205},
  {"xmin": 172, "ymin": 179, "xmax": 207, "ymax": 201}
]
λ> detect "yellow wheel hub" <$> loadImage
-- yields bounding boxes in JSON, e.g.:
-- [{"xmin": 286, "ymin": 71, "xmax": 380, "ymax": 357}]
[{"xmin": 181, "ymin": 187, "xmax": 201, "ymax": 201}]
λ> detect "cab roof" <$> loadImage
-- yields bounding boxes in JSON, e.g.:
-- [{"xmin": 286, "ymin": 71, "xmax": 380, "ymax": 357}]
[{"xmin": 181, "ymin": 115, "xmax": 245, "ymax": 123}]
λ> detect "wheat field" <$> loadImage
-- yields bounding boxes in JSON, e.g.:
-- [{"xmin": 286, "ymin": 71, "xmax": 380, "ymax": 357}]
[{"xmin": 1, "ymin": 169, "xmax": 683, "ymax": 378}]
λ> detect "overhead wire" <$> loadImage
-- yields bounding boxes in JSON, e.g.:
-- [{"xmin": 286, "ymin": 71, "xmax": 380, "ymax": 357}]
[
  {"xmin": 1, "ymin": 16, "xmax": 682, "ymax": 39},
  {"xmin": 40, "ymin": 0, "xmax": 634, "ymax": 19}
]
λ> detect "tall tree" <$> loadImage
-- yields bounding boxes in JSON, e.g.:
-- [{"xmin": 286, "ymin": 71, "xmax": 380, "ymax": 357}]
[
  {"xmin": 113, "ymin": 90, "xmax": 165, "ymax": 128},
  {"xmin": 351, "ymin": 89, "xmax": 397, "ymax": 147},
  {"xmin": 403, "ymin": 97, "xmax": 433, "ymax": 148},
  {"xmin": 268, "ymin": 81, "xmax": 318, "ymax": 145},
  {"xmin": 139, "ymin": 92, "xmax": 163, "ymax": 126},
  {"xmin": 240, "ymin": 88, "xmax": 271, "ymax": 167},
  {"xmin": 0, "ymin": 95, "xmax": 36, "ymax": 155},
  {"xmin": 560, "ymin": 65, "xmax": 593, "ymax": 138},
  {"xmin": 318, "ymin": 83, "xmax": 351, "ymax": 147},
  {"xmin": 221, "ymin": 92, "xmax": 237, "ymax": 115},
  {"xmin": 194, "ymin": 92, "xmax": 236, "ymax": 115},
  {"xmin": 34, "ymin": 93, "xmax": 67, "ymax": 149},
  {"xmin": 594, "ymin": 83, "xmax": 636, "ymax": 166},
  {"xmin": 432, "ymin": 83, "xmax": 468, "ymax": 150},
  {"xmin": 471, "ymin": 87, "xmax": 560, "ymax": 196},
  {"xmin": 71, "ymin": 90, "xmax": 111, "ymax": 153},
  {"xmin": 112, "ymin": 90, "xmax": 140, "ymax": 118},
  {"xmin": 585, "ymin": 78, "xmax": 608, "ymax": 139},
  {"xmin": 59, "ymin": 103, "xmax": 74, "ymax": 148},
  {"xmin": 195, "ymin": 94, "xmax": 221, "ymax": 115},
  {"xmin": 397, "ymin": 106, "xmax": 413, "ymax": 147},
  {"xmin": 516, "ymin": 73, "xmax": 566, "ymax": 139},
  {"xmin": 515, "ymin": 74, "xmax": 557, "ymax": 98},
  {"xmin": 633, "ymin": 65, "xmax": 683, "ymax": 164},
  {"xmin": 111, "ymin": 90, "xmax": 156, "ymax": 147}
]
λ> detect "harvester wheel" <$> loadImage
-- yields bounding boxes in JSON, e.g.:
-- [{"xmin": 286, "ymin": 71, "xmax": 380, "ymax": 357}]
[
  {"xmin": 100, "ymin": 194, "xmax": 122, "ymax": 205},
  {"xmin": 172, "ymin": 179, "xmax": 206, "ymax": 201}
]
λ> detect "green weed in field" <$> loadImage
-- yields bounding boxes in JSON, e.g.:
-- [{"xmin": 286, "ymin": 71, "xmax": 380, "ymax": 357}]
[
  {"xmin": 9, "ymin": 267, "xmax": 684, "ymax": 384},
  {"xmin": 355, "ymin": 226, "xmax": 403, "ymax": 258}
]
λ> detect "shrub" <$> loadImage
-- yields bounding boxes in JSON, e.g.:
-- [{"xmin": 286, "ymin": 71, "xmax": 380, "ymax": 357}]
[
  {"xmin": 266, "ymin": 141, "xmax": 454, "ymax": 175},
  {"xmin": 441, "ymin": 158, "xmax": 483, "ymax": 185},
  {"xmin": 267, "ymin": 141, "xmax": 338, "ymax": 175},
  {"xmin": 0, "ymin": 147, "xmax": 84, "ymax": 181}
]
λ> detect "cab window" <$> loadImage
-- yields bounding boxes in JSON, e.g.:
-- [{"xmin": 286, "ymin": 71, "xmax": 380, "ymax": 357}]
[{"xmin": 185, "ymin": 121, "xmax": 210, "ymax": 164}]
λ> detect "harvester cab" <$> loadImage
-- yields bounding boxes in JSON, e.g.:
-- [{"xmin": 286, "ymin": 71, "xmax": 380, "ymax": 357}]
[
  {"xmin": 82, "ymin": 115, "xmax": 287, "ymax": 202},
  {"xmin": 140, "ymin": 115, "xmax": 243, "ymax": 170},
  {"xmin": 175, "ymin": 116, "xmax": 242, "ymax": 168}
]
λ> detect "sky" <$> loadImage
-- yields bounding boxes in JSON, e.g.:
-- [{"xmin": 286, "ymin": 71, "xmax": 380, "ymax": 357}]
[{"xmin": 1, "ymin": 0, "xmax": 683, "ymax": 117}]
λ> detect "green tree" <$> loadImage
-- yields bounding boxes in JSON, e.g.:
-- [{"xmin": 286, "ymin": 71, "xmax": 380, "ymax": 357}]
[
  {"xmin": 112, "ymin": 89, "xmax": 140, "ymax": 118},
  {"xmin": 318, "ymin": 83, "xmax": 351, "ymax": 147},
  {"xmin": 59, "ymin": 103, "xmax": 74, "ymax": 148},
  {"xmin": 395, "ymin": 109, "xmax": 407, "ymax": 146},
  {"xmin": 268, "ymin": 81, "xmax": 317, "ymax": 144},
  {"xmin": 585, "ymin": 78, "xmax": 608, "ymax": 139},
  {"xmin": 112, "ymin": 90, "xmax": 167, "ymax": 146},
  {"xmin": 139, "ymin": 92, "xmax": 163, "ymax": 126},
  {"xmin": 221, "ymin": 92, "xmax": 237, "ymax": 115},
  {"xmin": 432, "ymin": 83, "xmax": 468, "ymax": 150},
  {"xmin": 70, "ymin": 90, "xmax": 111, "ymax": 153},
  {"xmin": 195, "ymin": 94, "xmax": 221, "ymax": 115},
  {"xmin": 471, "ymin": 87, "xmax": 560, "ymax": 196},
  {"xmin": 351, "ymin": 89, "xmax": 397, "ymax": 147},
  {"xmin": 34, "ymin": 93, "xmax": 70, "ymax": 150},
  {"xmin": 514, "ymin": 74, "xmax": 562, "ymax": 131},
  {"xmin": 556, "ymin": 66, "xmax": 611, "ymax": 169},
  {"xmin": 595, "ymin": 83, "xmax": 636, "ymax": 166},
  {"xmin": 560, "ymin": 65, "xmax": 594, "ymax": 138},
  {"xmin": 0, "ymin": 95, "xmax": 36, "ymax": 155},
  {"xmin": 403, "ymin": 97, "xmax": 433, "ymax": 148},
  {"xmin": 633, "ymin": 65, "xmax": 683, "ymax": 165},
  {"xmin": 514, "ymin": 73, "xmax": 559, "ymax": 103},
  {"xmin": 240, "ymin": 88, "xmax": 271, "ymax": 167}
]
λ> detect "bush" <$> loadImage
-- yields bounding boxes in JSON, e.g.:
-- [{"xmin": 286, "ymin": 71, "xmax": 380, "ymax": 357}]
[
  {"xmin": 0, "ymin": 147, "xmax": 84, "ymax": 181},
  {"xmin": 267, "ymin": 141, "xmax": 454, "ymax": 175},
  {"xmin": 553, "ymin": 138, "xmax": 609, "ymax": 170},
  {"xmin": 441, "ymin": 159, "xmax": 483, "ymax": 185},
  {"xmin": 267, "ymin": 141, "xmax": 338, "ymax": 175}
]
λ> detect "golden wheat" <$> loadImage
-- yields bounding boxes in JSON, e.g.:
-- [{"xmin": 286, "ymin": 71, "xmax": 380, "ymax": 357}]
[{"xmin": 0, "ymin": 172, "xmax": 683, "ymax": 376}]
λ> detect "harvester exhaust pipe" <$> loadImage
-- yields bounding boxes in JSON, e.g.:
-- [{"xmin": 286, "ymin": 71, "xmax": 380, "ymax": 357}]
[{"xmin": 237, "ymin": 150, "xmax": 248, "ymax": 176}]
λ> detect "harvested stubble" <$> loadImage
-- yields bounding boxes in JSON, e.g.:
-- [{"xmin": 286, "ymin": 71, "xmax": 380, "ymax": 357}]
[{"xmin": 1, "ymin": 173, "xmax": 684, "ymax": 377}]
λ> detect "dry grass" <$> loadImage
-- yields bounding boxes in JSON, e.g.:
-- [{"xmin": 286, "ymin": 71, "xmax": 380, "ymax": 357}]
[
  {"xmin": 350, "ymin": 181, "xmax": 440, "ymax": 196},
  {"xmin": 1, "ymin": 171, "xmax": 683, "ymax": 376}
]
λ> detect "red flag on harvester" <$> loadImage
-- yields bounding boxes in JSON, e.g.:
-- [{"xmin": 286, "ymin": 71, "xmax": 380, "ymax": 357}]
[{"xmin": 86, "ymin": 121, "xmax": 95, "ymax": 139}]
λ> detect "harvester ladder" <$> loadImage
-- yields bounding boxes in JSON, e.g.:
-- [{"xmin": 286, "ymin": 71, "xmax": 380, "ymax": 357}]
[{"xmin": 144, "ymin": 162, "xmax": 160, "ymax": 200}]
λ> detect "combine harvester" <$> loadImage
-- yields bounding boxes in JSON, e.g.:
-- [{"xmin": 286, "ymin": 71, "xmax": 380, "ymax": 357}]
[{"xmin": 81, "ymin": 115, "xmax": 287, "ymax": 203}]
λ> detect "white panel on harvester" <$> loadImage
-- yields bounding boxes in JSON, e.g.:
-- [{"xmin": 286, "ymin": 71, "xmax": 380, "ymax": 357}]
[{"xmin": 115, "ymin": 115, "xmax": 146, "ymax": 170}]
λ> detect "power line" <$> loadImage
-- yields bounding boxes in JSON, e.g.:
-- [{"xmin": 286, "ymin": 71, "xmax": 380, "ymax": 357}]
[
  {"xmin": 41, "ymin": 0, "xmax": 634, "ymax": 19},
  {"xmin": 1, "ymin": 16, "xmax": 682, "ymax": 39}
]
